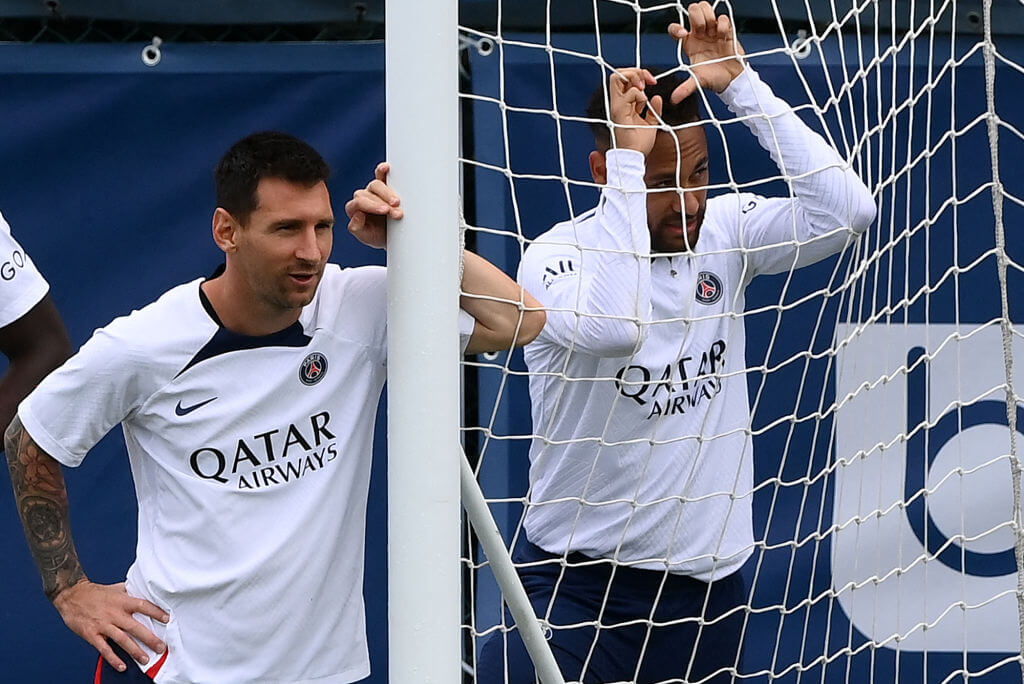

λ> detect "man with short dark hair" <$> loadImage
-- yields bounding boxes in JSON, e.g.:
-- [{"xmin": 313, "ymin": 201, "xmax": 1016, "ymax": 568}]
[
  {"xmin": 6, "ymin": 131, "xmax": 544, "ymax": 683},
  {"xmin": 478, "ymin": 3, "xmax": 875, "ymax": 682}
]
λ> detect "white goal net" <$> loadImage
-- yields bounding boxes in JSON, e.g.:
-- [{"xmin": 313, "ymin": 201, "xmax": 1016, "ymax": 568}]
[{"xmin": 456, "ymin": 1, "xmax": 1024, "ymax": 682}]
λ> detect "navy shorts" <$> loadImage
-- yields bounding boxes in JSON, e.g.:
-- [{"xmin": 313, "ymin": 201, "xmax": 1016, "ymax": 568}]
[
  {"xmin": 477, "ymin": 540, "xmax": 746, "ymax": 684},
  {"xmin": 94, "ymin": 640, "xmax": 166, "ymax": 683}
]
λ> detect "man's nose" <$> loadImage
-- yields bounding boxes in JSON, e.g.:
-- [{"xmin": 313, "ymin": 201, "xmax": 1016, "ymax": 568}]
[
  {"xmin": 295, "ymin": 226, "xmax": 322, "ymax": 261},
  {"xmin": 683, "ymin": 190, "xmax": 700, "ymax": 218}
]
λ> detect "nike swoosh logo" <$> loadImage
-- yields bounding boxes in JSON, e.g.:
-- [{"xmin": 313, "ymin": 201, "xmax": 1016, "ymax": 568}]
[{"xmin": 175, "ymin": 397, "xmax": 218, "ymax": 416}]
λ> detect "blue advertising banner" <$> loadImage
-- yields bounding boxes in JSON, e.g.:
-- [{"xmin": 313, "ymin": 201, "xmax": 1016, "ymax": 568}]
[
  {"xmin": 0, "ymin": 42, "xmax": 389, "ymax": 681},
  {"xmin": 0, "ymin": 27, "xmax": 1022, "ymax": 684},
  {"xmin": 467, "ymin": 31, "xmax": 1024, "ymax": 683}
]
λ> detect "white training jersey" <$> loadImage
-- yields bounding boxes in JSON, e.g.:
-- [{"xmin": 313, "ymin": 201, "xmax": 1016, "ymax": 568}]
[
  {"xmin": 20, "ymin": 264, "xmax": 474, "ymax": 683},
  {"xmin": 518, "ymin": 66, "xmax": 876, "ymax": 582},
  {"xmin": 0, "ymin": 211, "xmax": 49, "ymax": 328}
]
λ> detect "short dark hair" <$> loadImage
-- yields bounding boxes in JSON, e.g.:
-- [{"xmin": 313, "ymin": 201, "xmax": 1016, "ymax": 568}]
[
  {"xmin": 586, "ymin": 69, "xmax": 702, "ymax": 151},
  {"xmin": 215, "ymin": 131, "xmax": 331, "ymax": 224}
]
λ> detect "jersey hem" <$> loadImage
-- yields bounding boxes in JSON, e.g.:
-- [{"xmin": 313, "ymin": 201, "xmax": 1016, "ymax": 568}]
[
  {"xmin": 155, "ymin": 663, "xmax": 371, "ymax": 684},
  {"xmin": 0, "ymin": 278, "xmax": 48, "ymax": 329},
  {"xmin": 528, "ymin": 535, "xmax": 753, "ymax": 582}
]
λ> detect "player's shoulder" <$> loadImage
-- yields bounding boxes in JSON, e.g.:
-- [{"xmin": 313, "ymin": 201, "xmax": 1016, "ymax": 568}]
[
  {"xmin": 322, "ymin": 262, "xmax": 386, "ymax": 285},
  {"xmin": 97, "ymin": 278, "xmax": 214, "ymax": 352},
  {"xmin": 304, "ymin": 263, "xmax": 387, "ymax": 337},
  {"xmin": 524, "ymin": 210, "xmax": 597, "ymax": 261},
  {"xmin": 54, "ymin": 278, "xmax": 216, "ymax": 393},
  {"xmin": 519, "ymin": 212, "xmax": 596, "ymax": 290},
  {"xmin": 0, "ymin": 210, "xmax": 13, "ymax": 238},
  {"xmin": 701, "ymin": 192, "xmax": 768, "ymax": 246},
  {"xmin": 0, "ymin": 210, "xmax": 36, "ymax": 261},
  {"xmin": 706, "ymin": 192, "xmax": 764, "ymax": 219},
  {"xmin": 117, "ymin": 277, "xmax": 207, "ymax": 322},
  {"xmin": 314, "ymin": 263, "xmax": 386, "ymax": 303}
]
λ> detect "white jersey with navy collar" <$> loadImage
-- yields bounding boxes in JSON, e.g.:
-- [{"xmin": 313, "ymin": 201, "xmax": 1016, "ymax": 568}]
[
  {"xmin": 518, "ymin": 66, "xmax": 876, "ymax": 582},
  {"xmin": 0, "ymin": 211, "xmax": 49, "ymax": 328},
  {"xmin": 20, "ymin": 264, "xmax": 473, "ymax": 683}
]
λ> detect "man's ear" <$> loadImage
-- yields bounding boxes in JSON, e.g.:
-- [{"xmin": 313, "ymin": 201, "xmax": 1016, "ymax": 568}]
[
  {"xmin": 589, "ymin": 150, "xmax": 608, "ymax": 185},
  {"xmin": 212, "ymin": 208, "xmax": 241, "ymax": 254}
]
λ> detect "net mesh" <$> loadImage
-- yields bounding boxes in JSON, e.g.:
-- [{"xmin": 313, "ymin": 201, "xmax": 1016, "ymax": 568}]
[{"xmin": 458, "ymin": 1, "xmax": 1024, "ymax": 682}]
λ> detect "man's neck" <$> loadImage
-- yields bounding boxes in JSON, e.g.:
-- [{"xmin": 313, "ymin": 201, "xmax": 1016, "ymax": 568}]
[{"xmin": 200, "ymin": 275, "xmax": 300, "ymax": 337}]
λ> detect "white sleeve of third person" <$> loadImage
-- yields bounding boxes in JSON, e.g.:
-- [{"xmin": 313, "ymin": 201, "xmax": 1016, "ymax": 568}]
[
  {"xmin": 519, "ymin": 148, "xmax": 652, "ymax": 357},
  {"xmin": 718, "ymin": 65, "xmax": 877, "ymax": 278},
  {"xmin": 0, "ymin": 211, "xmax": 49, "ymax": 328}
]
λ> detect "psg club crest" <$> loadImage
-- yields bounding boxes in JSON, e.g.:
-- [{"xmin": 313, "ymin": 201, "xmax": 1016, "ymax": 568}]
[
  {"xmin": 299, "ymin": 352, "xmax": 329, "ymax": 386},
  {"xmin": 695, "ymin": 271, "xmax": 723, "ymax": 305}
]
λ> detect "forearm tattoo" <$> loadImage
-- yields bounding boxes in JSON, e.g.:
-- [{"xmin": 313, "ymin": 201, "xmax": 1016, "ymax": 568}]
[{"xmin": 5, "ymin": 416, "xmax": 85, "ymax": 600}]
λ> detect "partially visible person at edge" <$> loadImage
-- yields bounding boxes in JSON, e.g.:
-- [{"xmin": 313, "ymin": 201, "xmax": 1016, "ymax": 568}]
[
  {"xmin": 0, "ymin": 211, "xmax": 71, "ymax": 437},
  {"xmin": 478, "ymin": 3, "xmax": 875, "ymax": 683},
  {"xmin": 6, "ymin": 131, "xmax": 545, "ymax": 683}
]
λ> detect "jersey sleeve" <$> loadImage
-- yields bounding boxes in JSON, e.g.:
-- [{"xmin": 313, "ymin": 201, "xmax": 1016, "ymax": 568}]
[
  {"xmin": 18, "ymin": 316, "xmax": 148, "ymax": 467},
  {"xmin": 328, "ymin": 265, "xmax": 389, "ymax": 366},
  {"xmin": 330, "ymin": 265, "xmax": 475, "ymax": 363},
  {"xmin": 519, "ymin": 148, "xmax": 652, "ymax": 358},
  {"xmin": 0, "ymin": 212, "xmax": 49, "ymax": 329},
  {"xmin": 458, "ymin": 308, "xmax": 474, "ymax": 355},
  {"xmin": 717, "ymin": 66, "xmax": 877, "ymax": 278}
]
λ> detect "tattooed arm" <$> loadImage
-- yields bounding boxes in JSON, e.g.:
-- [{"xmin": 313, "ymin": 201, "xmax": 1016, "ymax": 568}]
[
  {"xmin": 4, "ymin": 414, "xmax": 83, "ymax": 597},
  {"xmin": 4, "ymin": 415, "xmax": 169, "ymax": 673}
]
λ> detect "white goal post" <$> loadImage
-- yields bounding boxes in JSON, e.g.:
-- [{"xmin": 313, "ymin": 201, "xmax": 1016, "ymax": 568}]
[
  {"xmin": 386, "ymin": 2, "xmax": 563, "ymax": 682},
  {"xmin": 388, "ymin": 0, "xmax": 1024, "ymax": 682},
  {"xmin": 385, "ymin": 1, "xmax": 461, "ymax": 682}
]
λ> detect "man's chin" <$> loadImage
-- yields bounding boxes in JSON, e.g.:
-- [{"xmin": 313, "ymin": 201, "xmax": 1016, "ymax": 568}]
[
  {"xmin": 280, "ymin": 283, "xmax": 320, "ymax": 310},
  {"xmin": 685, "ymin": 230, "xmax": 701, "ymax": 251},
  {"xmin": 294, "ymin": 288, "xmax": 319, "ymax": 307},
  {"xmin": 652, "ymin": 231, "xmax": 699, "ymax": 254}
]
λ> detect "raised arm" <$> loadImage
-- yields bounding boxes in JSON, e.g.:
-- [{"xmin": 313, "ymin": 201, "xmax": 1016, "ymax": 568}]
[
  {"xmin": 520, "ymin": 68, "xmax": 663, "ymax": 358},
  {"xmin": 0, "ymin": 295, "xmax": 71, "ymax": 432},
  {"xmin": 345, "ymin": 162, "xmax": 546, "ymax": 354},
  {"xmin": 670, "ymin": 2, "xmax": 876, "ymax": 273}
]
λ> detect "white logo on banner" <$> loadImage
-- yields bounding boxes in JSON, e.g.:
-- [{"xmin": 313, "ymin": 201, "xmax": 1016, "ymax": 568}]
[{"xmin": 833, "ymin": 323, "xmax": 1023, "ymax": 653}]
